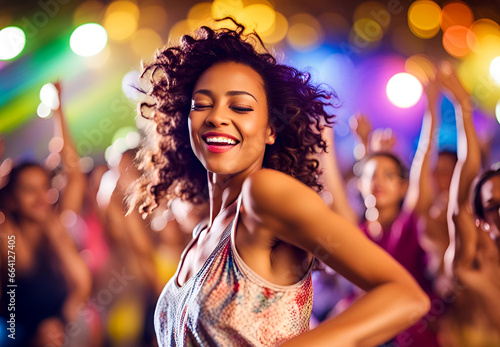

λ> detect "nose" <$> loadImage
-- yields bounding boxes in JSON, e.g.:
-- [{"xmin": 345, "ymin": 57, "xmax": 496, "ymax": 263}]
[{"xmin": 205, "ymin": 105, "xmax": 230, "ymax": 127}]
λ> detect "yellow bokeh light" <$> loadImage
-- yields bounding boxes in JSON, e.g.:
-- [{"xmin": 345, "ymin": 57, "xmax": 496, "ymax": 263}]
[
  {"xmin": 103, "ymin": 1, "xmax": 139, "ymax": 41},
  {"xmin": 353, "ymin": 18, "xmax": 383, "ymax": 42},
  {"xmin": 467, "ymin": 19, "xmax": 500, "ymax": 54},
  {"xmin": 286, "ymin": 13, "xmax": 324, "ymax": 52},
  {"xmin": 408, "ymin": 0, "xmax": 441, "ymax": 39},
  {"xmin": 211, "ymin": 0, "xmax": 244, "ymax": 20},
  {"xmin": 458, "ymin": 51, "xmax": 500, "ymax": 112},
  {"xmin": 405, "ymin": 54, "xmax": 436, "ymax": 85},
  {"xmin": 187, "ymin": 2, "xmax": 215, "ymax": 31},
  {"xmin": 238, "ymin": 4, "xmax": 276, "ymax": 35},
  {"xmin": 167, "ymin": 19, "xmax": 194, "ymax": 45},
  {"xmin": 354, "ymin": 1, "xmax": 391, "ymax": 32},
  {"xmin": 130, "ymin": 28, "xmax": 163, "ymax": 59},
  {"xmin": 260, "ymin": 11, "xmax": 288, "ymax": 44}
]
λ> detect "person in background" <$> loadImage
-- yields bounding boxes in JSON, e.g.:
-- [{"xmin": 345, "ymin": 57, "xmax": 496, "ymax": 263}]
[{"xmin": 0, "ymin": 82, "xmax": 91, "ymax": 347}]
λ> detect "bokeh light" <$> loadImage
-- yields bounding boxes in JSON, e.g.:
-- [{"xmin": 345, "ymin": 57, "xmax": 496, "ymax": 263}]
[
  {"xmin": 354, "ymin": 1, "xmax": 391, "ymax": 32},
  {"xmin": 408, "ymin": 1, "xmax": 441, "ymax": 39},
  {"xmin": 405, "ymin": 54, "xmax": 436, "ymax": 85},
  {"xmin": 286, "ymin": 13, "xmax": 324, "ymax": 52},
  {"xmin": 490, "ymin": 56, "xmax": 500, "ymax": 84},
  {"xmin": 440, "ymin": 1, "xmax": 474, "ymax": 32},
  {"xmin": 260, "ymin": 11, "xmax": 288, "ymax": 44},
  {"xmin": 39, "ymin": 83, "xmax": 60, "ymax": 110},
  {"xmin": 122, "ymin": 70, "xmax": 141, "ymax": 101},
  {"xmin": 467, "ymin": 19, "xmax": 500, "ymax": 54},
  {"xmin": 211, "ymin": 0, "xmax": 244, "ymax": 20},
  {"xmin": 187, "ymin": 2, "xmax": 214, "ymax": 31},
  {"xmin": 70, "ymin": 23, "xmax": 108, "ymax": 57},
  {"xmin": 130, "ymin": 28, "xmax": 163, "ymax": 58},
  {"xmin": 386, "ymin": 73, "xmax": 423, "ymax": 108},
  {"xmin": 443, "ymin": 25, "xmax": 472, "ymax": 58},
  {"xmin": 353, "ymin": 18, "xmax": 383, "ymax": 43},
  {"xmin": 238, "ymin": 3, "xmax": 276, "ymax": 35},
  {"xmin": 37, "ymin": 103, "xmax": 52, "ymax": 118},
  {"xmin": 0, "ymin": 26, "xmax": 26, "ymax": 60},
  {"xmin": 496, "ymin": 99, "xmax": 500, "ymax": 124},
  {"xmin": 103, "ymin": 1, "xmax": 139, "ymax": 41}
]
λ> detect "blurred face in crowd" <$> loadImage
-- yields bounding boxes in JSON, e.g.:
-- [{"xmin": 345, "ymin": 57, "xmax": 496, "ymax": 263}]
[
  {"xmin": 358, "ymin": 155, "xmax": 408, "ymax": 210},
  {"xmin": 480, "ymin": 174, "xmax": 500, "ymax": 234},
  {"xmin": 13, "ymin": 166, "xmax": 51, "ymax": 222},
  {"xmin": 434, "ymin": 152, "xmax": 456, "ymax": 193}
]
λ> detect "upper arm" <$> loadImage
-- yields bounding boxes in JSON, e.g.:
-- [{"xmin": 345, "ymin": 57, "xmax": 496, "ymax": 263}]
[{"xmin": 243, "ymin": 169, "xmax": 421, "ymax": 291}]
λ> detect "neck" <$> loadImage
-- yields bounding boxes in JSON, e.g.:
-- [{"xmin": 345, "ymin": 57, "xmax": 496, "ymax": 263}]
[
  {"xmin": 374, "ymin": 204, "xmax": 401, "ymax": 229},
  {"xmin": 207, "ymin": 172, "xmax": 245, "ymax": 227}
]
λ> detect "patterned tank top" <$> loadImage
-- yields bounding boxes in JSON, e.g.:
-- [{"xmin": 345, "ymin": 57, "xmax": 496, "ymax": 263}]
[{"xmin": 154, "ymin": 194, "xmax": 314, "ymax": 346}]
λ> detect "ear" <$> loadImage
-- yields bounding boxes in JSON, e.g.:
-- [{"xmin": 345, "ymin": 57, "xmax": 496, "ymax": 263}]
[{"xmin": 266, "ymin": 125, "xmax": 276, "ymax": 145}]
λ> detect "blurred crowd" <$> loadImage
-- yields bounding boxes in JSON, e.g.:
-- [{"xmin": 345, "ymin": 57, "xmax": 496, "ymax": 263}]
[{"xmin": 0, "ymin": 61, "xmax": 499, "ymax": 347}]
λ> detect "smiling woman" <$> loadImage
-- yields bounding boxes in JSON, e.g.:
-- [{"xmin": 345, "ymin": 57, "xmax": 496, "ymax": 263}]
[{"xmin": 127, "ymin": 20, "xmax": 430, "ymax": 347}]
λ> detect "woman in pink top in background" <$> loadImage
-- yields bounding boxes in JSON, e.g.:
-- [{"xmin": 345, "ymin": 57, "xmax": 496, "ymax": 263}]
[{"xmin": 127, "ymin": 21, "xmax": 430, "ymax": 346}]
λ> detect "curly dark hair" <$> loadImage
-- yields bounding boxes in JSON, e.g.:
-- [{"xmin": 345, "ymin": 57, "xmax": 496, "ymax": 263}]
[{"xmin": 129, "ymin": 20, "xmax": 337, "ymax": 216}]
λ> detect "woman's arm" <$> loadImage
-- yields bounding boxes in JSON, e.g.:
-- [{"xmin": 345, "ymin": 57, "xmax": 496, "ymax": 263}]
[
  {"xmin": 42, "ymin": 213, "xmax": 92, "ymax": 322},
  {"xmin": 403, "ymin": 75, "xmax": 440, "ymax": 215},
  {"xmin": 442, "ymin": 62, "xmax": 481, "ymax": 273},
  {"xmin": 317, "ymin": 127, "xmax": 359, "ymax": 225},
  {"xmin": 243, "ymin": 169, "xmax": 430, "ymax": 347},
  {"xmin": 52, "ymin": 82, "xmax": 86, "ymax": 214}
]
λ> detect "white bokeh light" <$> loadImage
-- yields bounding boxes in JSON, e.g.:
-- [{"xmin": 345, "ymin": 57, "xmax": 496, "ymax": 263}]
[
  {"xmin": 37, "ymin": 103, "xmax": 52, "ymax": 118},
  {"xmin": 70, "ymin": 23, "xmax": 108, "ymax": 57},
  {"xmin": 386, "ymin": 73, "xmax": 423, "ymax": 108},
  {"xmin": 0, "ymin": 26, "xmax": 26, "ymax": 60},
  {"xmin": 490, "ymin": 56, "xmax": 500, "ymax": 85},
  {"xmin": 39, "ymin": 83, "xmax": 60, "ymax": 110}
]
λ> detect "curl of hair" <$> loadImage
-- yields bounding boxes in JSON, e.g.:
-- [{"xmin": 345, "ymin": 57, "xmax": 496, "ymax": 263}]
[{"xmin": 129, "ymin": 20, "xmax": 337, "ymax": 217}]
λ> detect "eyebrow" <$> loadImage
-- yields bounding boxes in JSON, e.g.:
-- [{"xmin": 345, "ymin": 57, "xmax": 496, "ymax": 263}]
[{"xmin": 193, "ymin": 89, "xmax": 258, "ymax": 103}]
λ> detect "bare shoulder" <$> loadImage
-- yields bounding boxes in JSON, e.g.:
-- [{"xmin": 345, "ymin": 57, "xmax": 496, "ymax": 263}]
[{"xmin": 241, "ymin": 169, "xmax": 327, "ymax": 221}]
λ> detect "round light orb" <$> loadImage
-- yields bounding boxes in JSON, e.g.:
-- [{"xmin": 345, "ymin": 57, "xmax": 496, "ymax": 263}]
[
  {"xmin": 386, "ymin": 72, "xmax": 423, "ymax": 108},
  {"xmin": 70, "ymin": 23, "xmax": 108, "ymax": 57}
]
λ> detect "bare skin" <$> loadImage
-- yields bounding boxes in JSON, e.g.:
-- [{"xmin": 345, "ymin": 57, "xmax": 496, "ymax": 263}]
[
  {"xmin": 175, "ymin": 61, "xmax": 430, "ymax": 346},
  {"xmin": 444, "ymin": 62, "xmax": 500, "ymax": 337}
]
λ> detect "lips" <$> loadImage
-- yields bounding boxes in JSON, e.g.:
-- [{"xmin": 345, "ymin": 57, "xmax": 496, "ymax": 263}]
[{"xmin": 201, "ymin": 132, "xmax": 240, "ymax": 153}]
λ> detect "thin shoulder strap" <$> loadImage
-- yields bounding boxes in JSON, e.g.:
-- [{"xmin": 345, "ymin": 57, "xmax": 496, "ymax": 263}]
[
  {"xmin": 232, "ymin": 193, "xmax": 244, "ymax": 234},
  {"xmin": 192, "ymin": 221, "xmax": 207, "ymax": 238}
]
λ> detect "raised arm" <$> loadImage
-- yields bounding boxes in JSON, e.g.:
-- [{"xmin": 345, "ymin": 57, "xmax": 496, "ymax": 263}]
[
  {"xmin": 244, "ymin": 169, "xmax": 430, "ymax": 347},
  {"xmin": 317, "ymin": 127, "xmax": 358, "ymax": 225},
  {"xmin": 441, "ymin": 62, "xmax": 481, "ymax": 272},
  {"xmin": 52, "ymin": 82, "xmax": 86, "ymax": 214},
  {"xmin": 403, "ymin": 75, "xmax": 440, "ymax": 215}
]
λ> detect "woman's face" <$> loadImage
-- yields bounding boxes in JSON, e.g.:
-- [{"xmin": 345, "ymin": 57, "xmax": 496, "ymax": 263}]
[
  {"xmin": 358, "ymin": 156, "xmax": 407, "ymax": 210},
  {"xmin": 13, "ymin": 166, "xmax": 51, "ymax": 222},
  {"xmin": 480, "ymin": 174, "xmax": 500, "ymax": 232},
  {"xmin": 188, "ymin": 62, "xmax": 275, "ymax": 176}
]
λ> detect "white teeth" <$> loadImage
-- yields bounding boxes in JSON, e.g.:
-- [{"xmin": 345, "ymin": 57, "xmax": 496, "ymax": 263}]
[{"xmin": 205, "ymin": 136, "xmax": 237, "ymax": 145}]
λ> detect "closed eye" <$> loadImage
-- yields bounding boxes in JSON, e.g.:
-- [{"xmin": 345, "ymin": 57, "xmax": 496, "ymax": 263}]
[
  {"xmin": 230, "ymin": 106, "xmax": 253, "ymax": 113},
  {"xmin": 191, "ymin": 104, "xmax": 212, "ymax": 111}
]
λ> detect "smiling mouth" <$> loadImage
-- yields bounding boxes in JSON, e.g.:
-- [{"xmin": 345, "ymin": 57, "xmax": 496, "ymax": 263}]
[
  {"xmin": 204, "ymin": 136, "xmax": 239, "ymax": 146},
  {"xmin": 202, "ymin": 135, "xmax": 240, "ymax": 153}
]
